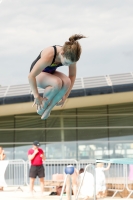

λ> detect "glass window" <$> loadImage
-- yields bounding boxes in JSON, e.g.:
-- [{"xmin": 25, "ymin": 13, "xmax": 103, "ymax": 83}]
[
  {"xmin": 64, "ymin": 117, "xmax": 76, "ymax": 128},
  {"xmin": 64, "ymin": 130, "xmax": 76, "ymax": 141},
  {"xmin": 0, "ymin": 116, "xmax": 14, "ymax": 142},
  {"xmin": 14, "ymin": 144, "xmax": 46, "ymax": 161},
  {"xmin": 15, "ymin": 115, "xmax": 45, "ymax": 128},
  {"xmin": 0, "ymin": 116, "xmax": 14, "ymax": 129},
  {"xmin": 0, "ymin": 144, "xmax": 14, "ymax": 160},
  {"xmin": 15, "ymin": 130, "xmax": 46, "ymax": 142},
  {"xmin": 46, "ymin": 116, "xmax": 60, "ymax": 128},
  {"xmin": 63, "ymin": 142, "xmax": 77, "ymax": 159},
  {"xmin": 109, "ymin": 128, "xmax": 133, "ymax": 141},
  {"xmin": 0, "ymin": 130, "xmax": 14, "ymax": 143},
  {"xmin": 109, "ymin": 103, "xmax": 133, "ymax": 114},
  {"xmin": 46, "ymin": 142, "xmax": 62, "ymax": 159},
  {"xmin": 78, "ymin": 129, "xmax": 108, "ymax": 141},
  {"xmin": 109, "ymin": 128, "xmax": 133, "ymax": 158},
  {"xmin": 46, "ymin": 130, "xmax": 61, "ymax": 142},
  {"xmin": 78, "ymin": 128, "xmax": 109, "ymax": 160},
  {"xmin": 77, "ymin": 106, "xmax": 107, "ymax": 115}
]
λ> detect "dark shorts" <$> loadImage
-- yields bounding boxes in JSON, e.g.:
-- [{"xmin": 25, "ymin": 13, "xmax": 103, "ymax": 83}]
[{"xmin": 29, "ymin": 165, "xmax": 45, "ymax": 178}]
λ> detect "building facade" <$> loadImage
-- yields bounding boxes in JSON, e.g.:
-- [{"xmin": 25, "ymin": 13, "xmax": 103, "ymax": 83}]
[
  {"xmin": 0, "ymin": 73, "xmax": 133, "ymax": 161},
  {"xmin": 1, "ymin": 102, "xmax": 133, "ymax": 161}
]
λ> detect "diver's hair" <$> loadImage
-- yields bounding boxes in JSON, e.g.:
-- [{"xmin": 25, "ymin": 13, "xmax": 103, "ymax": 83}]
[{"xmin": 63, "ymin": 34, "xmax": 86, "ymax": 62}]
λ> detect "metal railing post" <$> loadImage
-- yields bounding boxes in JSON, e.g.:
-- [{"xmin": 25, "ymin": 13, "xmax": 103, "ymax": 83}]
[{"xmin": 60, "ymin": 174, "xmax": 72, "ymax": 200}]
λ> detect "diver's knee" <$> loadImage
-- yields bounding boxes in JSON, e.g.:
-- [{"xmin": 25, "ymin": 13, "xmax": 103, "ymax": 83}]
[
  {"xmin": 63, "ymin": 78, "xmax": 71, "ymax": 90},
  {"xmin": 52, "ymin": 78, "xmax": 62, "ymax": 91}
]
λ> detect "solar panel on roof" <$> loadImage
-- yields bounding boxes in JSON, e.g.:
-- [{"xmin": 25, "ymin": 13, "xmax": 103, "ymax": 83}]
[{"xmin": 0, "ymin": 72, "xmax": 133, "ymax": 98}]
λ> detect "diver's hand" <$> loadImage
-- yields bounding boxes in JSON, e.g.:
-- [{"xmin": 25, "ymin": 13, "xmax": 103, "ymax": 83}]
[
  {"xmin": 56, "ymin": 95, "xmax": 67, "ymax": 107},
  {"xmin": 32, "ymin": 95, "xmax": 48, "ymax": 109}
]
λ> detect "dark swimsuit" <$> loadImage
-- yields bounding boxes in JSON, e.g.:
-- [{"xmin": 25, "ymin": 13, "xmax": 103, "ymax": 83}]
[{"xmin": 30, "ymin": 46, "xmax": 63, "ymax": 74}]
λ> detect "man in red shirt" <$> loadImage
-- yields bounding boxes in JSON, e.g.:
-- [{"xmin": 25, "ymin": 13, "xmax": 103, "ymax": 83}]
[{"xmin": 28, "ymin": 141, "xmax": 46, "ymax": 196}]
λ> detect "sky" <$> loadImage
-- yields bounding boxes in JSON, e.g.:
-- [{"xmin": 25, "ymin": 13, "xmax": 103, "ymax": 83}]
[{"xmin": 0, "ymin": 0, "xmax": 133, "ymax": 86}]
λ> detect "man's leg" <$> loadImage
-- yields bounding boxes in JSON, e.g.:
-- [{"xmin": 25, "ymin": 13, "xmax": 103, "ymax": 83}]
[
  {"xmin": 29, "ymin": 178, "xmax": 35, "ymax": 195},
  {"xmin": 29, "ymin": 165, "xmax": 36, "ymax": 195},
  {"xmin": 38, "ymin": 165, "xmax": 45, "ymax": 196},
  {"xmin": 39, "ymin": 177, "xmax": 45, "ymax": 195}
]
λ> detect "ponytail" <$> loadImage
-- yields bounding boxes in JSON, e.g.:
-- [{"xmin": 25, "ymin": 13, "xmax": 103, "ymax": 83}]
[
  {"xmin": 63, "ymin": 34, "xmax": 86, "ymax": 62},
  {"xmin": 69, "ymin": 34, "xmax": 86, "ymax": 43}
]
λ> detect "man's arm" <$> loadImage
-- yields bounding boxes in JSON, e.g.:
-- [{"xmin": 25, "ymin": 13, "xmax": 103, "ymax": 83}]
[
  {"xmin": 28, "ymin": 149, "xmax": 38, "ymax": 161},
  {"xmin": 40, "ymin": 151, "xmax": 46, "ymax": 161},
  {"xmin": 42, "ymin": 153, "xmax": 46, "ymax": 161}
]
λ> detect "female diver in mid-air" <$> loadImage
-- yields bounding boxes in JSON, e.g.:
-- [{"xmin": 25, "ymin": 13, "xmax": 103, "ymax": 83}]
[{"xmin": 28, "ymin": 34, "xmax": 86, "ymax": 120}]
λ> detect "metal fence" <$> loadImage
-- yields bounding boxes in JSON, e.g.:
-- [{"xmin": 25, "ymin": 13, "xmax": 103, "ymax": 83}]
[
  {"xmin": 25, "ymin": 159, "xmax": 78, "ymax": 186},
  {"xmin": 1, "ymin": 159, "xmax": 133, "ymax": 198},
  {"xmin": 78, "ymin": 159, "xmax": 96, "ymax": 174},
  {"xmin": 96, "ymin": 159, "xmax": 133, "ymax": 199},
  {"xmin": 3, "ymin": 159, "xmax": 26, "ymax": 191},
  {"xmin": 105, "ymin": 163, "xmax": 126, "ymax": 198},
  {"xmin": 125, "ymin": 164, "xmax": 133, "ymax": 198}
]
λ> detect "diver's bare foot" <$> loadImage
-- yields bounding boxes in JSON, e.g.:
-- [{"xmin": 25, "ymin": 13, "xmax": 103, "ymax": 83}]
[{"xmin": 41, "ymin": 111, "xmax": 51, "ymax": 120}]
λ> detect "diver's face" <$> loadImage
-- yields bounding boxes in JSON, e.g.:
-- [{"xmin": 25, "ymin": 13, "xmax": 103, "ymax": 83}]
[{"xmin": 60, "ymin": 54, "xmax": 73, "ymax": 66}]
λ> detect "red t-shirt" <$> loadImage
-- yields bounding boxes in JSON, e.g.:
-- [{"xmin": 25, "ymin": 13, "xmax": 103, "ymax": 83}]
[{"xmin": 28, "ymin": 148, "xmax": 44, "ymax": 166}]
